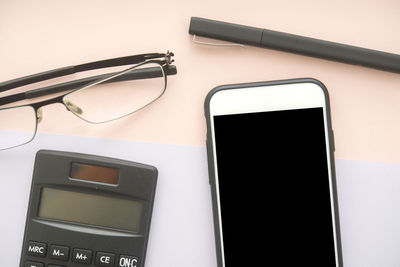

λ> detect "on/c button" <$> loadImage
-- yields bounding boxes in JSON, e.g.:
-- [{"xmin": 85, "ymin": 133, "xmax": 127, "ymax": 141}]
[
  {"xmin": 118, "ymin": 255, "xmax": 138, "ymax": 267},
  {"xmin": 95, "ymin": 252, "xmax": 116, "ymax": 266}
]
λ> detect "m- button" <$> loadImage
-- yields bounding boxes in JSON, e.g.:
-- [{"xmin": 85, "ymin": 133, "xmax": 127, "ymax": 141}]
[
  {"xmin": 27, "ymin": 241, "xmax": 47, "ymax": 257},
  {"xmin": 49, "ymin": 244, "xmax": 70, "ymax": 261}
]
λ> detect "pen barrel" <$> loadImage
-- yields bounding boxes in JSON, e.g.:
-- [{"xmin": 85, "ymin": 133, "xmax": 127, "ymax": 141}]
[
  {"xmin": 261, "ymin": 29, "xmax": 400, "ymax": 73},
  {"xmin": 189, "ymin": 17, "xmax": 263, "ymax": 46},
  {"xmin": 189, "ymin": 17, "xmax": 400, "ymax": 74}
]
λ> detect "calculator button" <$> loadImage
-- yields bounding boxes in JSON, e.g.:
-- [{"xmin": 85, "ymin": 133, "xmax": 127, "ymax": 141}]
[
  {"xmin": 26, "ymin": 241, "xmax": 47, "ymax": 257},
  {"xmin": 118, "ymin": 255, "xmax": 138, "ymax": 267},
  {"xmin": 24, "ymin": 261, "xmax": 44, "ymax": 267},
  {"xmin": 72, "ymin": 248, "xmax": 93, "ymax": 264},
  {"xmin": 95, "ymin": 252, "xmax": 116, "ymax": 266},
  {"xmin": 49, "ymin": 245, "xmax": 69, "ymax": 261}
]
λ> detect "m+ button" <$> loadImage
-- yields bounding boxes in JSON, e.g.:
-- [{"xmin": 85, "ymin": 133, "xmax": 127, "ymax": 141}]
[{"xmin": 72, "ymin": 248, "xmax": 93, "ymax": 264}]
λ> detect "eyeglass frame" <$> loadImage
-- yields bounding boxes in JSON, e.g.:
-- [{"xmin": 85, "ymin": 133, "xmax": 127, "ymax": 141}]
[{"xmin": 0, "ymin": 51, "xmax": 177, "ymax": 149}]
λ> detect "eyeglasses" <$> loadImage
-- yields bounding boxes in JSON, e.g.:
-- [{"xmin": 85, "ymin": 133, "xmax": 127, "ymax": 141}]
[{"xmin": 0, "ymin": 51, "xmax": 177, "ymax": 150}]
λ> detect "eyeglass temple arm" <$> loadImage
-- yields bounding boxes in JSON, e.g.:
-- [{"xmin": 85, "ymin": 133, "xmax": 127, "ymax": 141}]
[
  {"xmin": 0, "ymin": 53, "xmax": 168, "ymax": 93},
  {"xmin": 0, "ymin": 65, "xmax": 177, "ymax": 106}
]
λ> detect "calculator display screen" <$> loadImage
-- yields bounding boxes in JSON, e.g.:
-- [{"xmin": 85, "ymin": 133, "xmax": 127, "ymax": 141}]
[{"xmin": 38, "ymin": 187, "xmax": 143, "ymax": 232}]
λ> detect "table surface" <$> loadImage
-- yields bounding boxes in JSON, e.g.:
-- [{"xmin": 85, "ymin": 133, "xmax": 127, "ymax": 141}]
[
  {"xmin": 1, "ymin": 0, "xmax": 399, "ymax": 164},
  {"xmin": 1, "ymin": 2, "xmax": 400, "ymax": 267}
]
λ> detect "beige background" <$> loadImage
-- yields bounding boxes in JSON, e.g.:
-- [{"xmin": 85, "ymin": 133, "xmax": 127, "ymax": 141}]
[{"xmin": 1, "ymin": 0, "xmax": 399, "ymax": 163}]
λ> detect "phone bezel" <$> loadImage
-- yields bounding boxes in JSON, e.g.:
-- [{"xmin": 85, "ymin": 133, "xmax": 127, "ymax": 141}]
[{"xmin": 205, "ymin": 78, "xmax": 342, "ymax": 267}]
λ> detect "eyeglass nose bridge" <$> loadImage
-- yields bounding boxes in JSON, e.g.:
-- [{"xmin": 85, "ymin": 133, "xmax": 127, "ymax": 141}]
[
  {"xmin": 30, "ymin": 95, "xmax": 86, "ymax": 126},
  {"xmin": 30, "ymin": 95, "xmax": 66, "ymax": 124}
]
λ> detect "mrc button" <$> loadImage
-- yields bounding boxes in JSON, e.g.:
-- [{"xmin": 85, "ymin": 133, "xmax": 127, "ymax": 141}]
[
  {"xmin": 27, "ymin": 241, "xmax": 47, "ymax": 257},
  {"xmin": 119, "ymin": 255, "xmax": 138, "ymax": 267}
]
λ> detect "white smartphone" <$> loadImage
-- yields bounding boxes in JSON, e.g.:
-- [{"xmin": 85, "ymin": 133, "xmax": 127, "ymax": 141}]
[{"xmin": 204, "ymin": 79, "xmax": 342, "ymax": 267}]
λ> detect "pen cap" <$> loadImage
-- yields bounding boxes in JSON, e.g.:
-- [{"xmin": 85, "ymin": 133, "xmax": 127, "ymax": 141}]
[{"xmin": 189, "ymin": 17, "xmax": 263, "ymax": 46}]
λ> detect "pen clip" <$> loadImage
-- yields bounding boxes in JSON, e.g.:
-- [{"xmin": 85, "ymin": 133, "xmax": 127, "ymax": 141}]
[{"xmin": 192, "ymin": 35, "xmax": 244, "ymax": 47}]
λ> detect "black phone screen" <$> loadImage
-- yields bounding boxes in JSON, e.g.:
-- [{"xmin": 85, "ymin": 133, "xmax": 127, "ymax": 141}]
[{"xmin": 213, "ymin": 107, "xmax": 337, "ymax": 266}]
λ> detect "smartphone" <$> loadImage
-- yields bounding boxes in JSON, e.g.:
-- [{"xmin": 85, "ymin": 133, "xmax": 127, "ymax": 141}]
[{"xmin": 205, "ymin": 78, "xmax": 343, "ymax": 267}]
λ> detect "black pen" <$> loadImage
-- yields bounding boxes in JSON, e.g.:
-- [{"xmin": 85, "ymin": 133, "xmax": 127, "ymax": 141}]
[{"xmin": 189, "ymin": 17, "xmax": 400, "ymax": 74}]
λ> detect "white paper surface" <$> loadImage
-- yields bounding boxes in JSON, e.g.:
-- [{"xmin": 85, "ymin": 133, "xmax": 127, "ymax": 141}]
[
  {"xmin": 336, "ymin": 159, "xmax": 400, "ymax": 267},
  {"xmin": 1, "ymin": 133, "xmax": 400, "ymax": 267}
]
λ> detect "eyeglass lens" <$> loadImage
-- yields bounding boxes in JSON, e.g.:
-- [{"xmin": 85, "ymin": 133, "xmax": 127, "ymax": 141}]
[
  {"xmin": 0, "ymin": 105, "xmax": 37, "ymax": 150},
  {"xmin": 62, "ymin": 62, "xmax": 166, "ymax": 124}
]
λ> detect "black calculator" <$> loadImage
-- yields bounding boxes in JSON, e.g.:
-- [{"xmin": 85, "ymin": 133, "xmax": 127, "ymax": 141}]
[{"xmin": 20, "ymin": 150, "xmax": 158, "ymax": 267}]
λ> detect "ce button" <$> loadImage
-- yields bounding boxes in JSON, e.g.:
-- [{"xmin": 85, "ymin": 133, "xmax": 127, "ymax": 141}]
[{"xmin": 95, "ymin": 252, "xmax": 116, "ymax": 266}]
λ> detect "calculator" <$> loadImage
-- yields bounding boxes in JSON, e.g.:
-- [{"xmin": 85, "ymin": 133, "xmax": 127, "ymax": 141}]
[{"xmin": 20, "ymin": 150, "xmax": 158, "ymax": 267}]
